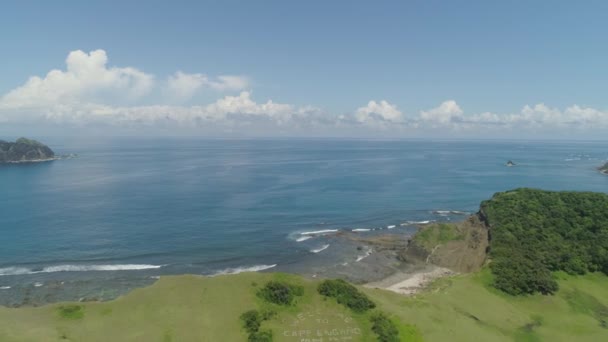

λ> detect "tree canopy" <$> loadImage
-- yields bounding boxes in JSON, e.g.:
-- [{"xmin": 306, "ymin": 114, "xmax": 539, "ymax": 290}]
[{"xmin": 481, "ymin": 188, "xmax": 608, "ymax": 295}]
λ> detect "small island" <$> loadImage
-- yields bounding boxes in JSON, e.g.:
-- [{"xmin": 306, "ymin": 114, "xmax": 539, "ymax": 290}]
[
  {"xmin": 506, "ymin": 160, "xmax": 515, "ymax": 167},
  {"xmin": 0, "ymin": 138, "xmax": 55, "ymax": 163}
]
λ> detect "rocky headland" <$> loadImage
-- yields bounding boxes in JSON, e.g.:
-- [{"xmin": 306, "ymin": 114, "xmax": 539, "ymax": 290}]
[{"xmin": 0, "ymin": 138, "xmax": 55, "ymax": 163}]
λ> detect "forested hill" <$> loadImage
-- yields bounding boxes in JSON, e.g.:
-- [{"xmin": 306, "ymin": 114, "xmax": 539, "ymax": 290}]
[
  {"xmin": 480, "ymin": 188, "xmax": 608, "ymax": 295},
  {"xmin": 0, "ymin": 138, "xmax": 55, "ymax": 163}
]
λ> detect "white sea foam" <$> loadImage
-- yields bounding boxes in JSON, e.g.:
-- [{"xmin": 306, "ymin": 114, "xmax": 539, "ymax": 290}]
[
  {"xmin": 295, "ymin": 236, "xmax": 313, "ymax": 242},
  {"xmin": 356, "ymin": 248, "xmax": 373, "ymax": 262},
  {"xmin": 351, "ymin": 228, "xmax": 371, "ymax": 232},
  {"xmin": 433, "ymin": 210, "xmax": 468, "ymax": 216},
  {"xmin": 401, "ymin": 220, "xmax": 433, "ymax": 226},
  {"xmin": 0, "ymin": 264, "xmax": 162, "ymax": 276},
  {"xmin": 387, "ymin": 225, "xmax": 396, "ymax": 229},
  {"xmin": 34, "ymin": 282, "xmax": 43, "ymax": 287},
  {"xmin": 212, "ymin": 264, "xmax": 277, "ymax": 276},
  {"xmin": 300, "ymin": 229, "xmax": 338, "ymax": 236},
  {"xmin": 310, "ymin": 244, "xmax": 330, "ymax": 253},
  {"xmin": 0, "ymin": 267, "xmax": 32, "ymax": 276},
  {"xmin": 0, "ymin": 286, "xmax": 10, "ymax": 290}
]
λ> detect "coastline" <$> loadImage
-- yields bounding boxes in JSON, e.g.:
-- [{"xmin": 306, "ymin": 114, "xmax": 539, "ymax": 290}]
[
  {"xmin": 0, "ymin": 222, "xmax": 456, "ymax": 307},
  {"xmin": 2, "ymin": 157, "xmax": 59, "ymax": 164}
]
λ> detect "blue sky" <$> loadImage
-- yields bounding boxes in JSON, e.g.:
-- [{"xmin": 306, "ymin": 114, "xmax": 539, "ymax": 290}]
[{"xmin": 1, "ymin": 1, "xmax": 608, "ymax": 138}]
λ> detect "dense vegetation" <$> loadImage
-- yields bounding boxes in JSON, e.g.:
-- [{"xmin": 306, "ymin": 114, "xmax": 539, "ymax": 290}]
[
  {"xmin": 481, "ymin": 188, "xmax": 608, "ymax": 295},
  {"xmin": 370, "ymin": 313, "xmax": 400, "ymax": 342},
  {"xmin": 257, "ymin": 280, "xmax": 303, "ymax": 306},
  {"xmin": 240, "ymin": 309, "xmax": 275, "ymax": 342},
  {"xmin": 318, "ymin": 279, "xmax": 376, "ymax": 313}
]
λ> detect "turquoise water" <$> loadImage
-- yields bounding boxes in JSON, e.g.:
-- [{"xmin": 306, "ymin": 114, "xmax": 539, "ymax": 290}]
[{"xmin": 0, "ymin": 138, "xmax": 607, "ymax": 304}]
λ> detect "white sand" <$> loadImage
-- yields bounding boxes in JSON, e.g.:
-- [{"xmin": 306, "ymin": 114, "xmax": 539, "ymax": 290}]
[{"xmin": 364, "ymin": 266, "xmax": 454, "ymax": 295}]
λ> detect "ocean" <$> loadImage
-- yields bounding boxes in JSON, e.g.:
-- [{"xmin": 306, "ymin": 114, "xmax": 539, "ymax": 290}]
[{"xmin": 1, "ymin": 138, "xmax": 607, "ymax": 305}]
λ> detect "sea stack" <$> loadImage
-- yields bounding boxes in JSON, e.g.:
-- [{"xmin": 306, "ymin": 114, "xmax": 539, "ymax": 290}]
[{"xmin": 0, "ymin": 138, "xmax": 55, "ymax": 163}]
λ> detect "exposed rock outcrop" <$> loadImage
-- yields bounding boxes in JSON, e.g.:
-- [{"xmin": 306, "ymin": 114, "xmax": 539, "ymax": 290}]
[{"xmin": 397, "ymin": 215, "xmax": 489, "ymax": 273}]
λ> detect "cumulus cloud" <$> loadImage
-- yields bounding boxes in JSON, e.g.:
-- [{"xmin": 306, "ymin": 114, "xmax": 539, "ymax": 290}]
[
  {"xmin": 0, "ymin": 50, "xmax": 154, "ymax": 109},
  {"xmin": 420, "ymin": 100, "xmax": 463, "ymax": 125},
  {"xmin": 166, "ymin": 72, "xmax": 248, "ymax": 101},
  {"xmin": 355, "ymin": 100, "xmax": 403, "ymax": 123},
  {"xmin": 2, "ymin": 49, "xmax": 608, "ymax": 137}
]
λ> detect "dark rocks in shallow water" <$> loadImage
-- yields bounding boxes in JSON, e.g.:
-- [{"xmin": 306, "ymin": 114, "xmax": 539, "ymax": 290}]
[
  {"xmin": 0, "ymin": 138, "xmax": 55, "ymax": 163},
  {"xmin": 506, "ymin": 160, "xmax": 515, "ymax": 167}
]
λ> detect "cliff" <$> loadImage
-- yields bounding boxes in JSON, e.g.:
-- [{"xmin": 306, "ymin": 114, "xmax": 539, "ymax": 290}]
[{"xmin": 0, "ymin": 138, "xmax": 55, "ymax": 163}]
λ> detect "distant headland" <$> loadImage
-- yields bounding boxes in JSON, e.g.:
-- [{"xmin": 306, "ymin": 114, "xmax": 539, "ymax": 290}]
[
  {"xmin": 599, "ymin": 162, "xmax": 608, "ymax": 175},
  {"xmin": 0, "ymin": 138, "xmax": 55, "ymax": 163}
]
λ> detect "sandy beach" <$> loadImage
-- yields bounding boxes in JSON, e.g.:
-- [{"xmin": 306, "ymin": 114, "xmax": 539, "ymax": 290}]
[{"xmin": 364, "ymin": 265, "xmax": 455, "ymax": 295}]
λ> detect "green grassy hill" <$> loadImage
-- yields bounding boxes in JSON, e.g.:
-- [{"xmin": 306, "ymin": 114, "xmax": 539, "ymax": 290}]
[{"xmin": 1, "ymin": 270, "xmax": 607, "ymax": 341}]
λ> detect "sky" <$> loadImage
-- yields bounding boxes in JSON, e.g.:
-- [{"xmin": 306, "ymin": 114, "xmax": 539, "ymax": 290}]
[{"xmin": 1, "ymin": 0, "xmax": 608, "ymax": 139}]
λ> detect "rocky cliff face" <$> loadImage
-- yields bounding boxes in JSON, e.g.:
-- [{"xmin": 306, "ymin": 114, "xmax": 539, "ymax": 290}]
[
  {"xmin": 0, "ymin": 138, "xmax": 55, "ymax": 163},
  {"xmin": 397, "ymin": 215, "xmax": 489, "ymax": 273}
]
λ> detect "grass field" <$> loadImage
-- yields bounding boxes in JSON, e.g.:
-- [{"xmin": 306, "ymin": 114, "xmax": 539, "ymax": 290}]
[{"xmin": 0, "ymin": 270, "xmax": 607, "ymax": 341}]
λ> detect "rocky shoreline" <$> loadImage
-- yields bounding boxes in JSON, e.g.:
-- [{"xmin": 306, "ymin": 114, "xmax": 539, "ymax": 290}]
[{"xmin": 352, "ymin": 214, "xmax": 489, "ymax": 295}]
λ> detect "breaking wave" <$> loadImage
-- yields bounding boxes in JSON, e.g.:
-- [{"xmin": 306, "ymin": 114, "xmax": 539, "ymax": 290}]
[
  {"xmin": 296, "ymin": 236, "xmax": 313, "ymax": 242},
  {"xmin": 432, "ymin": 210, "xmax": 468, "ymax": 216},
  {"xmin": 310, "ymin": 244, "xmax": 330, "ymax": 253},
  {"xmin": 211, "ymin": 264, "xmax": 277, "ymax": 276},
  {"xmin": 401, "ymin": 220, "xmax": 433, "ymax": 226},
  {"xmin": 0, "ymin": 264, "xmax": 162, "ymax": 276},
  {"xmin": 300, "ymin": 229, "xmax": 339, "ymax": 236},
  {"xmin": 356, "ymin": 248, "xmax": 373, "ymax": 262}
]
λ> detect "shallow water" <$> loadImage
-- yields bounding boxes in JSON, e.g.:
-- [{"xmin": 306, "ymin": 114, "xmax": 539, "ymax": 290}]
[{"xmin": 1, "ymin": 138, "xmax": 607, "ymax": 305}]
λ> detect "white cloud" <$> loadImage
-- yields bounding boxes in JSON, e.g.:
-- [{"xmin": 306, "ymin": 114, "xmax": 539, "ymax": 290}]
[
  {"xmin": 166, "ymin": 72, "xmax": 248, "ymax": 101},
  {"xmin": 420, "ymin": 100, "xmax": 463, "ymax": 125},
  {"xmin": 166, "ymin": 72, "xmax": 206, "ymax": 101},
  {"xmin": 2, "ymin": 49, "xmax": 608, "ymax": 137},
  {"xmin": 355, "ymin": 100, "xmax": 403, "ymax": 123},
  {"xmin": 0, "ymin": 50, "xmax": 154, "ymax": 109}
]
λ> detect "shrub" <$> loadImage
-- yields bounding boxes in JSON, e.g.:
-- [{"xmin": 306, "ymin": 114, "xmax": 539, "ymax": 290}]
[
  {"xmin": 257, "ymin": 281, "xmax": 303, "ymax": 306},
  {"xmin": 240, "ymin": 309, "xmax": 276, "ymax": 340},
  {"xmin": 370, "ymin": 313, "xmax": 400, "ymax": 342},
  {"xmin": 317, "ymin": 279, "xmax": 375, "ymax": 313},
  {"xmin": 248, "ymin": 329, "xmax": 273, "ymax": 342},
  {"xmin": 240, "ymin": 310, "xmax": 262, "ymax": 334}
]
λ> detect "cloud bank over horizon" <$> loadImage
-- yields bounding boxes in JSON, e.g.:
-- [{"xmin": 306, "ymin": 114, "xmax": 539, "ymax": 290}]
[{"xmin": 1, "ymin": 49, "xmax": 608, "ymax": 138}]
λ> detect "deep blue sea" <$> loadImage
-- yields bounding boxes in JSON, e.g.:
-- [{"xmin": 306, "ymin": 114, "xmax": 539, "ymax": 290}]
[{"xmin": 1, "ymin": 138, "xmax": 607, "ymax": 305}]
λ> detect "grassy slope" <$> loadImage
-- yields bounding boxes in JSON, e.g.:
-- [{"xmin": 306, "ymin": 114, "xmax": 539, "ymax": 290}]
[{"xmin": 1, "ymin": 271, "xmax": 607, "ymax": 341}]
